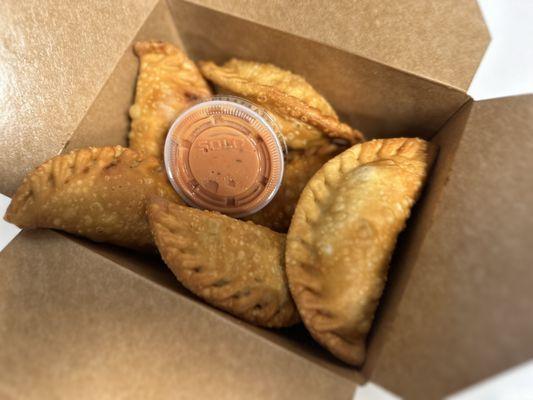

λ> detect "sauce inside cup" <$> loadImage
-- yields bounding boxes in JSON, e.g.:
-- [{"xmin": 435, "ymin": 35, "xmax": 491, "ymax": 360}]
[{"xmin": 164, "ymin": 96, "xmax": 285, "ymax": 217}]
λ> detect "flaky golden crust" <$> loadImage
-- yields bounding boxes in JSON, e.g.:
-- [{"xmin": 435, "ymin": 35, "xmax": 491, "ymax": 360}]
[
  {"xmin": 199, "ymin": 59, "xmax": 363, "ymax": 149},
  {"xmin": 286, "ymin": 138, "xmax": 435, "ymax": 365},
  {"xmin": 5, "ymin": 146, "xmax": 181, "ymax": 251},
  {"xmin": 247, "ymin": 150, "xmax": 335, "ymax": 232},
  {"xmin": 148, "ymin": 197, "xmax": 300, "ymax": 328},
  {"xmin": 129, "ymin": 41, "xmax": 212, "ymax": 158}
]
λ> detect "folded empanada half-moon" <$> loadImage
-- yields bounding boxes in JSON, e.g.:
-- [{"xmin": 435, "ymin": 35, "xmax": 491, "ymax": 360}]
[
  {"xmin": 4, "ymin": 146, "xmax": 181, "ymax": 251},
  {"xmin": 286, "ymin": 138, "xmax": 435, "ymax": 365},
  {"xmin": 129, "ymin": 41, "xmax": 212, "ymax": 159},
  {"xmin": 199, "ymin": 59, "xmax": 363, "ymax": 150},
  {"xmin": 148, "ymin": 197, "xmax": 300, "ymax": 328}
]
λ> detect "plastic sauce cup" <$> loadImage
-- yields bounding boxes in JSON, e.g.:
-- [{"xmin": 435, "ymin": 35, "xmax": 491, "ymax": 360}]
[{"xmin": 164, "ymin": 96, "xmax": 286, "ymax": 217}]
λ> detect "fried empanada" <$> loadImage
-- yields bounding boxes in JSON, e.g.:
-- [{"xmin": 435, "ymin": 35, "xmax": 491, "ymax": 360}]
[
  {"xmin": 247, "ymin": 149, "xmax": 336, "ymax": 232},
  {"xmin": 5, "ymin": 146, "xmax": 181, "ymax": 251},
  {"xmin": 199, "ymin": 59, "xmax": 363, "ymax": 149},
  {"xmin": 148, "ymin": 197, "xmax": 300, "ymax": 328},
  {"xmin": 286, "ymin": 138, "xmax": 435, "ymax": 365},
  {"xmin": 129, "ymin": 41, "xmax": 212, "ymax": 158}
]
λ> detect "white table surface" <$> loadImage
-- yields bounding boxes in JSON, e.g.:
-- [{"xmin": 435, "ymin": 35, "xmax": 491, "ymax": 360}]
[{"xmin": 1, "ymin": 0, "xmax": 532, "ymax": 398}]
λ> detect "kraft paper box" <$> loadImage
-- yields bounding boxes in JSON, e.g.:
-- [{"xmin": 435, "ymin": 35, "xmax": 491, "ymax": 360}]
[{"xmin": 0, "ymin": 1, "xmax": 532, "ymax": 399}]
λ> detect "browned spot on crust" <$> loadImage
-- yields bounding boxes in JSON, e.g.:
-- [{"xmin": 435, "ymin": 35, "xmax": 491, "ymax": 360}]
[
  {"xmin": 129, "ymin": 41, "xmax": 212, "ymax": 159},
  {"xmin": 199, "ymin": 59, "xmax": 363, "ymax": 149},
  {"xmin": 286, "ymin": 138, "xmax": 435, "ymax": 365},
  {"xmin": 148, "ymin": 197, "xmax": 300, "ymax": 328},
  {"xmin": 5, "ymin": 146, "xmax": 182, "ymax": 251}
]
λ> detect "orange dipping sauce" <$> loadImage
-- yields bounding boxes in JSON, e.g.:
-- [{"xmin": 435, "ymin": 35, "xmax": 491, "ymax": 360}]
[{"xmin": 164, "ymin": 96, "xmax": 285, "ymax": 217}]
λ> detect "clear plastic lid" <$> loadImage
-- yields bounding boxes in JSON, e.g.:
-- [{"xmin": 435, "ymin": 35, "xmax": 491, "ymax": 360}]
[{"xmin": 164, "ymin": 96, "xmax": 286, "ymax": 217}]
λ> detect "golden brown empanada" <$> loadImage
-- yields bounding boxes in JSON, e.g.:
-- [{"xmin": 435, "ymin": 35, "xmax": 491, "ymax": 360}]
[
  {"xmin": 5, "ymin": 146, "xmax": 181, "ymax": 251},
  {"xmin": 199, "ymin": 59, "xmax": 363, "ymax": 149},
  {"xmin": 129, "ymin": 41, "xmax": 212, "ymax": 158},
  {"xmin": 148, "ymin": 197, "xmax": 300, "ymax": 328},
  {"xmin": 247, "ymin": 149, "xmax": 336, "ymax": 232},
  {"xmin": 286, "ymin": 138, "xmax": 435, "ymax": 365}
]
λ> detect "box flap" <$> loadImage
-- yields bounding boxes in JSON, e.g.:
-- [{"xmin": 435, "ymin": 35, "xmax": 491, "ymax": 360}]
[
  {"xmin": 0, "ymin": 230, "xmax": 357, "ymax": 399},
  {"xmin": 179, "ymin": 0, "xmax": 489, "ymax": 90},
  {"xmin": 0, "ymin": 0, "xmax": 159, "ymax": 196},
  {"xmin": 367, "ymin": 95, "xmax": 533, "ymax": 399}
]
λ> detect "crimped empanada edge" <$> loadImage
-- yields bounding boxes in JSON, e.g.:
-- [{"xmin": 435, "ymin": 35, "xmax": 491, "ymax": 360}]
[
  {"xmin": 133, "ymin": 40, "xmax": 183, "ymax": 57},
  {"xmin": 199, "ymin": 61, "xmax": 364, "ymax": 144},
  {"xmin": 285, "ymin": 137, "xmax": 434, "ymax": 365},
  {"xmin": 147, "ymin": 197, "xmax": 300, "ymax": 328},
  {"xmin": 4, "ymin": 145, "xmax": 141, "ymax": 226}
]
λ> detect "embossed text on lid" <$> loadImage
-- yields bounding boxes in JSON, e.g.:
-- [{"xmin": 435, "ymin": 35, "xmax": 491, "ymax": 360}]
[{"xmin": 164, "ymin": 96, "xmax": 285, "ymax": 217}]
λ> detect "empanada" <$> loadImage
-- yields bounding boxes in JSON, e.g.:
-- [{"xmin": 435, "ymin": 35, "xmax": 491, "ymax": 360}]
[
  {"xmin": 247, "ymin": 149, "xmax": 336, "ymax": 232},
  {"xmin": 5, "ymin": 146, "xmax": 181, "ymax": 251},
  {"xmin": 148, "ymin": 197, "xmax": 300, "ymax": 328},
  {"xmin": 286, "ymin": 138, "xmax": 435, "ymax": 365},
  {"xmin": 129, "ymin": 41, "xmax": 212, "ymax": 158},
  {"xmin": 199, "ymin": 59, "xmax": 363, "ymax": 150}
]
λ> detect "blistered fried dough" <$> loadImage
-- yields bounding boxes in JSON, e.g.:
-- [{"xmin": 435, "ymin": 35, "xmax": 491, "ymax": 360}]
[
  {"xmin": 199, "ymin": 59, "xmax": 363, "ymax": 149},
  {"xmin": 248, "ymin": 151, "xmax": 334, "ymax": 232},
  {"xmin": 129, "ymin": 41, "xmax": 212, "ymax": 158},
  {"xmin": 286, "ymin": 138, "xmax": 435, "ymax": 365},
  {"xmin": 148, "ymin": 197, "xmax": 300, "ymax": 328},
  {"xmin": 5, "ymin": 146, "xmax": 181, "ymax": 251}
]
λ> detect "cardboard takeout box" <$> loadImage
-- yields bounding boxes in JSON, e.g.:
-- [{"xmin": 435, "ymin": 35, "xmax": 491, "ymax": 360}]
[{"xmin": 1, "ymin": 0, "xmax": 532, "ymax": 398}]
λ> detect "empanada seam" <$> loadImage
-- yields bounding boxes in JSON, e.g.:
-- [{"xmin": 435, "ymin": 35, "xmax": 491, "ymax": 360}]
[
  {"xmin": 148, "ymin": 199, "xmax": 299, "ymax": 328},
  {"xmin": 199, "ymin": 61, "xmax": 364, "ymax": 144},
  {"xmin": 286, "ymin": 138, "xmax": 432, "ymax": 365},
  {"xmin": 6, "ymin": 146, "xmax": 178, "ymax": 251}
]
